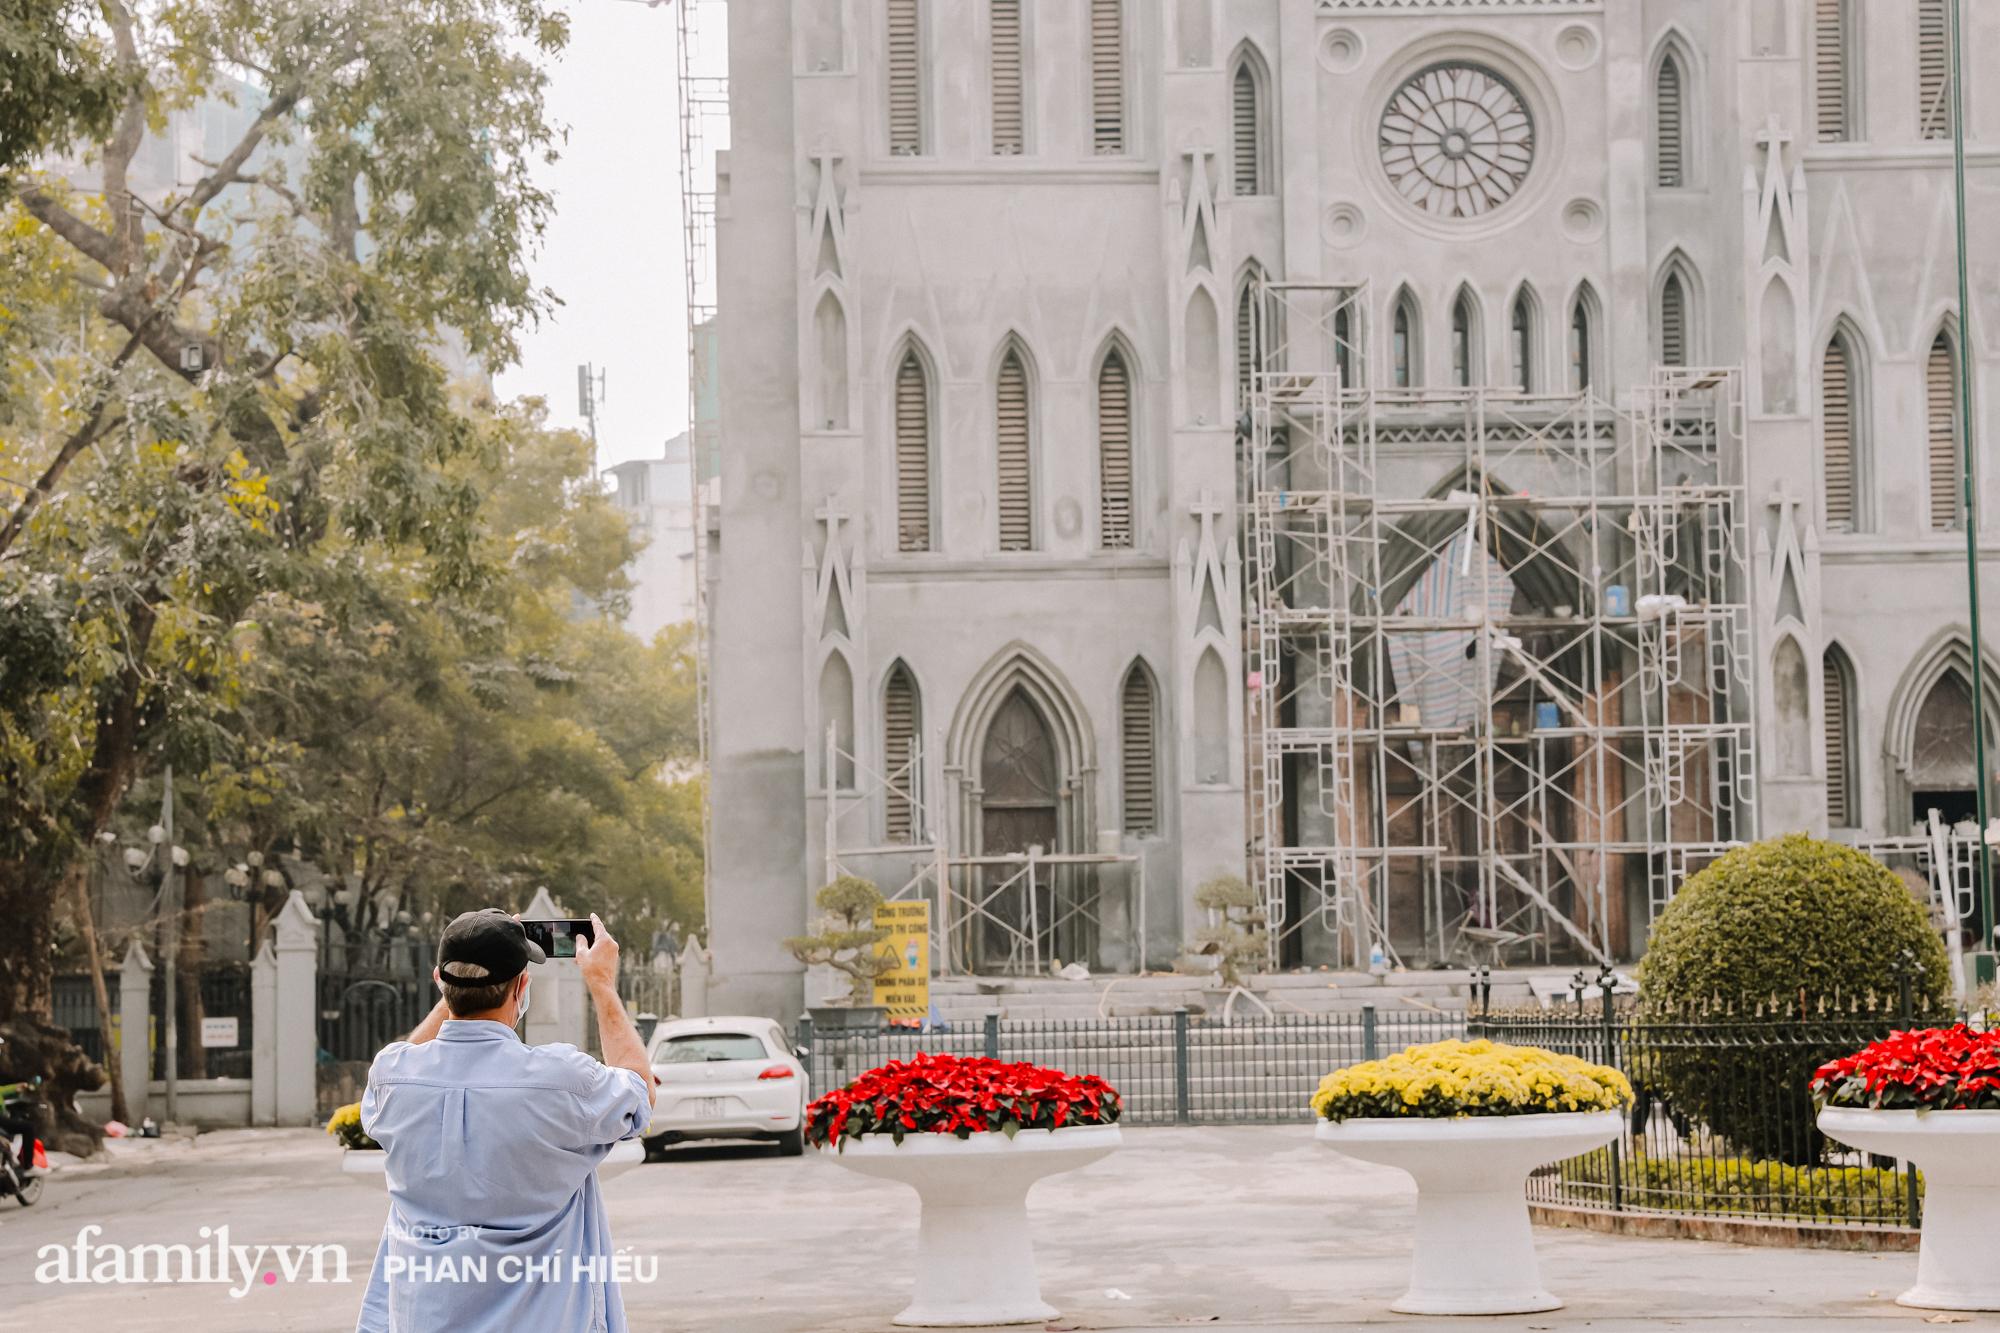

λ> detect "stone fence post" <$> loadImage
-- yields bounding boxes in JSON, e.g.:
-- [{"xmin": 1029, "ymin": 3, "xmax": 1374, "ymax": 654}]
[
  {"xmin": 251, "ymin": 939, "xmax": 277, "ymax": 1126},
  {"xmin": 521, "ymin": 887, "xmax": 588, "ymax": 1050},
  {"xmin": 679, "ymin": 936, "xmax": 709, "ymax": 1018},
  {"xmin": 272, "ymin": 891, "xmax": 319, "ymax": 1126},
  {"xmin": 118, "ymin": 939, "xmax": 153, "ymax": 1125}
]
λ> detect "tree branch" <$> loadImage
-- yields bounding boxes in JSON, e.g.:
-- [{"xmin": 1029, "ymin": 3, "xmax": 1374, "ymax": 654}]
[
  {"xmin": 16, "ymin": 188, "xmax": 120, "ymax": 273},
  {"xmin": 0, "ymin": 327, "xmax": 148, "ymax": 561},
  {"xmin": 179, "ymin": 86, "xmax": 301, "ymax": 219},
  {"xmin": 97, "ymin": 0, "xmax": 146, "ymax": 275}
]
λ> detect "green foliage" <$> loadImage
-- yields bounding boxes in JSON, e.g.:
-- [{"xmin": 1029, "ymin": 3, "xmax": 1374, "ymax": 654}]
[
  {"xmin": 1559, "ymin": 1150, "xmax": 1917, "ymax": 1225},
  {"xmin": 783, "ymin": 876, "xmax": 896, "ymax": 1006},
  {"xmin": 815, "ymin": 875, "xmax": 887, "ymax": 928},
  {"xmin": 1638, "ymin": 834, "xmax": 1952, "ymax": 1163},
  {"xmin": 193, "ymin": 398, "xmax": 704, "ymax": 957},
  {"xmin": 0, "ymin": 0, "xmax": 711, "ymax": 1022},
  {"xmin": 1191, "ymin": 874, "xmax": 1267, "ymax": 987},
  {"xmin": 0, "ymin": 0, "xmax": 122, "ymax": 181}
]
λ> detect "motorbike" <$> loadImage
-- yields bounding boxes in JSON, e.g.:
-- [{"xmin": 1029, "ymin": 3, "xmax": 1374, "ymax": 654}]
[{"xmin": 0, "ymin": 1075, "xmax": 48, "ymax": 1207}]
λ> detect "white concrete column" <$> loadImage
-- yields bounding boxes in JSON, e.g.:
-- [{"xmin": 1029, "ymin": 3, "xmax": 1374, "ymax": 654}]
[
  {"xmin": 118, "ymin": 939, "xmax": 152, "ymax": 1125},
  {"xmin": 250, "ymin": 939, "xmax": 277, "ymax": 1126},
  {"xmin": 272, "ymin": 891, "xmax": 319, "ymax": 1126},
  {"xmin": 521, "ymin": 887, "xmax": 588, "ymax": 1050},
  {"xmin": 679, "ymin": 936, "xmax": 710, "ymax": 1019}
]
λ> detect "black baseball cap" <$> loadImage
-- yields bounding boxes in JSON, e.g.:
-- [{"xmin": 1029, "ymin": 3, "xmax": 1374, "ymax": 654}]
[{"xmin": 437, "ymin": 909, "xmax": 545, "ymax": 987}]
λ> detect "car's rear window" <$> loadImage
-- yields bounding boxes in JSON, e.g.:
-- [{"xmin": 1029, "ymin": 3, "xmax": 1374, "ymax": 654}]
[{"xmin": 657, "ymin": 1033, "xmax": 769, "ymax": 1063}]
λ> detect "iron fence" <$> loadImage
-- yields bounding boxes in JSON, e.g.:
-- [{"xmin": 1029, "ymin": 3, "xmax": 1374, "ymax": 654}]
[
  {"xmin": 1470, "ymin": 973, "xmax": 1942, "ymax": 1230},
  {"xmin": 156, "ymin": 964, "xmax": 254, "ymax": 1080},
  {"xmin": 798, "ymin": 979, "xmax": 1947, "ymax": 1232},
  {"xmin": 52, "ymin": 975, "xmax": 111, "ymax": 1063},
  {"xmin": 591, "ymin": 963, "xmax": 679, "ymax": 1051},
  {"xmin": 55, "ymin": 966, "xmax": 253, "ymax": 1079},
  {"xmin": 316, "ymin": 972, "xmax": 433, "ymax": 1116},
  {"xmin": 795, "ymin": 1006, "xmax": 1468, "ymax": 1127}
]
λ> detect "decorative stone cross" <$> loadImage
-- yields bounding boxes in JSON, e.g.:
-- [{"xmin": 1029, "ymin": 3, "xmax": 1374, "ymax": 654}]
[
  {"xmin": 1190, "ymin": 489, "xmax": 1225, "ymax": 546},
  {"xmin": 815, "ymin": 495, "xmax": 849, "ymax": 544}
]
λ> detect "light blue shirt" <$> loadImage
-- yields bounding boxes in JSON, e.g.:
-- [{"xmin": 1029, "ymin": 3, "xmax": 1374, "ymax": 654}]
[{"xmin": 355, "ymin": 1019, "xmax": 651, "ymax": 1332}]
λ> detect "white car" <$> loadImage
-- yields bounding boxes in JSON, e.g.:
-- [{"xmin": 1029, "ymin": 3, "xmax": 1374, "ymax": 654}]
[{"xmin": 642, "ymin": 1016, "xmax": 810, "ymax": 1158}]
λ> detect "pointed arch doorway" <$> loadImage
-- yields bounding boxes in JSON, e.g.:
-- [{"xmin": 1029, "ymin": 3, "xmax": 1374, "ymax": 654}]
[
  {"xmin": 947, "ymin": 646, "xmax": 1101, "ymax": 974},
  {"xmin": 981, "ymin": 688, "xmax": 1060, "ymax": 860},
  {"xmin": 976, "ymin": 689, "xmax": 1062, "ymax": 972},
  {"xmin": 1910, "ymin": 668, "xmax": 1981, "ymax": 826}
]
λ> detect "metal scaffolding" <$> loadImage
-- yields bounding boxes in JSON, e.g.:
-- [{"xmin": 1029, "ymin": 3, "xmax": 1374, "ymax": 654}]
[
  {"xmin": 1241, "ymin": 280, "xmax": 1757, "ymax": 971},
  {"xmin": 819, "ymin": 726, "xmax": 1147, "ymax": 978}
]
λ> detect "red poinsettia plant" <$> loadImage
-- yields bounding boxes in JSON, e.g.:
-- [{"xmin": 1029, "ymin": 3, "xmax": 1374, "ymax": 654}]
[
  {"xmin": 804, "ymin": 1051, "xmax": 1121, "ymax": 1150},
  {"xmin": 1809, "ymin": 1025, "xmax": 2000, "ymax": 1112}
]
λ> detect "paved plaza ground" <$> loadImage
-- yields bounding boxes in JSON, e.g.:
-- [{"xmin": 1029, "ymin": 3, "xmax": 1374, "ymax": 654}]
[{"xmin": 0, "ymin": 1123, "xmax": 1992, "ymax": 1332}]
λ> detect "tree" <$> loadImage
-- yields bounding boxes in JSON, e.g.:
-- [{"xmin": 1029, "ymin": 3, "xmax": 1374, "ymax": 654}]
[
  {"xmin": 1638, "ymin": 835, "xmax": 1951, "ymax": 1164},
  {"xmin": 0, "ymin": 0, "xmax": 567, "ymax": 1040},
  {"xmin": 0, "ymin": 0, "xmax": 122, "ymax": 182},
  {"xmin": 785, "ymin": 877, "xmax": 898, "ymax": 1007},
  {"xmin": 199, "ymin": 400, "xmax": 704, "ymax": 961}
]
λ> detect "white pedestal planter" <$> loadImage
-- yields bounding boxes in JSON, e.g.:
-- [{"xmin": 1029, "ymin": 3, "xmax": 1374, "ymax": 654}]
[
  {"xmin": 820, "ymin": 1124, "xmax": 1121, "ymax": 1327},
  {"xmin": 1818, "ymin": 1108, "xmax": 2000, "ymax": 1311},
  {"xmin": 597, "ymin": 1137, "xmax": 646, "ymax": 1182},
  {"xmin": 1316, "ymin": 1110, "xmax": 1623, "ymax": 1315},
  {"xmin": 339, "ymin": 1137, "xmax": 646, "ymax": 1187},
  {"xmin": 339, "ymin": 1147, "xmax": 386, "ymax": 1184}
]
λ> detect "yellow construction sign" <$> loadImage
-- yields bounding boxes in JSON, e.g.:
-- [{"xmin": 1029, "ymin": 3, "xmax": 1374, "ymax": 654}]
[{"xmin": 872, "ymin": 899, "xmax": 931, "ymax": 1022}]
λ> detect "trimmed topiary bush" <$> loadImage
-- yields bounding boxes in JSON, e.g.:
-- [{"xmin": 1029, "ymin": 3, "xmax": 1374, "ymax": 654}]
[{"xmin": 1638, "ymin": 834, "xmax": 1951, "ymax": 1165}]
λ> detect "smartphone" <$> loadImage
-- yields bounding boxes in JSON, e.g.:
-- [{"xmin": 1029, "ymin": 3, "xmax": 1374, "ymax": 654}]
[{"xmin": 521, "ymin": 918, "xmax": 596, "ymax": 960}]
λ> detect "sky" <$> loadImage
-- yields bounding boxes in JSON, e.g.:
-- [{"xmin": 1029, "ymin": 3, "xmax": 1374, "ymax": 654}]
[{"xmin": 493, "ymin": 0, "xmax": 716, "ymax": 472}]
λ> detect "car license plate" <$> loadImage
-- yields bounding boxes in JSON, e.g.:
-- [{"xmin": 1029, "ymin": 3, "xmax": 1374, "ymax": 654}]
[{"xmin": 698, "ymin": 1097, "xmax": 724, "ymax": 1118}]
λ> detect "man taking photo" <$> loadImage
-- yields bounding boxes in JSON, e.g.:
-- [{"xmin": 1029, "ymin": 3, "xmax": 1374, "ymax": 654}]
[{"xmin": 356, "ymin": 909, "xmax": 656, "ymax": 1332}]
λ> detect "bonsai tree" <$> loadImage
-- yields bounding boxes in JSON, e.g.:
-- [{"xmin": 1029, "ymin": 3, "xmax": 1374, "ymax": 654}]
[
  {"xmin": 1638, "ymin": 834, "xmax": 1952, "ymax": 1164},
  {"xmin": 1192, "ymin": 875, "xmax": 1269, "ymax": 987},
  {"xmin": 783, "ymin": 876, "xmax": 899, "ymax": 1006}
]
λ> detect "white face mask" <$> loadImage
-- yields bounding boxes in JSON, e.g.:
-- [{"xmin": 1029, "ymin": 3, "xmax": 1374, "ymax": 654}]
[{"xmin": 516, "ymin": 976, "xmax": 532, "ymax": 1023}]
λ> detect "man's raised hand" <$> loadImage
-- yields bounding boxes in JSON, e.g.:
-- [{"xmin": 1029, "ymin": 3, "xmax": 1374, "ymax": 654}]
[{"xmin": 575, "ymin": 913, "xmax": 620, "ymax": 991}]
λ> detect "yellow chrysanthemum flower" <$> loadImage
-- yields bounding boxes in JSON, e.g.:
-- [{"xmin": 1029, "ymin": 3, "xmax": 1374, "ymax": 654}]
[{"xmin": 1310, "ymin": 1038, "xmax": 1633, "ymax": 1122}]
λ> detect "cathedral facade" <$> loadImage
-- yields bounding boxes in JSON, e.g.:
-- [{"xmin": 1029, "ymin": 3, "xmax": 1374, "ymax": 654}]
[{"xmin": 705, "ymin": 0, "xmax": 2000, "ymax": 1017}]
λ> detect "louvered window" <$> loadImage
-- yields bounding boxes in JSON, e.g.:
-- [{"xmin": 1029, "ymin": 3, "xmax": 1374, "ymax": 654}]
[
  {"xmin": 895, "ymin": 351, "xmax": 931, "ymax": 551},
  {"xmin": 1451, "ymin": 293, "xmax": 1473, "ymax": 387},
  {"xmin": 887, "ymin": 0, "xmax": 923, "ymax": 155},
  {"xmin": 1660, "ymin": 272, "xmax": 1689, "ymax": 368},
  {"xmin": 1236, "ymin": 282, "xmax": 1258, "ymax": 406},
  {"xmin": 1232, "ymin": 60, "xmax": 1263, "ymax": 195},
  {"xmin": 1090, "ymin": 0, "xmax": 1126, "ymax": 155},
  {"xmin": 991, "ymin": 0, "xmax": 1024, "ymax": 155},
  {"xmin": 1099, "ymin": 349, "xmax": 1133, "ymax": 549},
  {"xmin": 1334, "ymin": 305, "xmax": 1355, "ymax": 388},
  {"xmin": 997, "ymin": 349, "xmax": 1033, "ymax": 550},
  {"xmin": 885, "ymin": 663, "xmax": 920, "ymax": 843},
  {"xmin": 1570, "ymin": 299, "xmax": 1593, "ymax": 390},
  {"xmin": 1822, "ymin": 337, "xmax": 1855, "ymax": 531},
  {"xmin": 1928, "ymin": 332, "xmax": 1961, "ymax": 531},
  {"xmin": 1120, "ymin": 665, "xmax": 1158, "ymax": 836},
  {"xmin": 1510, "ymin": 293, "xmax": 1533, "ymax": 392},
  {"xmin": 1392, "ymin": 295, "xmax": 1416, "ymax": 389},
  {"xmin": 1656, "ymin": 53, "xmax": 1686, "ymax": 187},
  {"xmin": 1920, "ymin": 0, "xmax": 1951, "ymax": 140},
  {"xmin": 1815, "ymin": 0, "xmax": 1851, "ymax": 142},
  {"xmin": 1823, "ymin": 648, "xmax": 1855, "ymax": 826}
]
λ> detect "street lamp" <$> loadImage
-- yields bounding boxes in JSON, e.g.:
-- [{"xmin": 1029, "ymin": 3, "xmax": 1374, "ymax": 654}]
[{"xmin": 1945, "ymin": 0, "xmax": 1995, "ymax": 979}]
